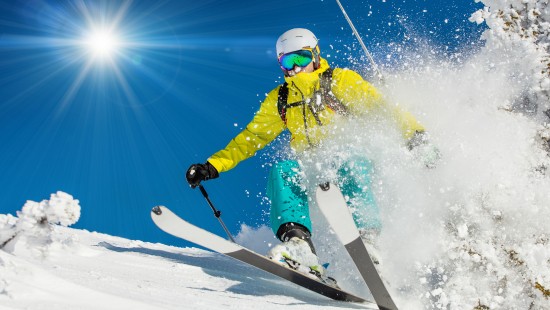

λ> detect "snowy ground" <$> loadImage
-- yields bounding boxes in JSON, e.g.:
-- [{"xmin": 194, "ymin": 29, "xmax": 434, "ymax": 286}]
[{"xmin": 0, "ymin": 226, "xmax": 378, "ymax": 310}]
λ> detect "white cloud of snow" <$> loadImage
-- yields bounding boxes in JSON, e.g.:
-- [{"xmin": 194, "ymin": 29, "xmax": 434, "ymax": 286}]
[
  {"xmin": 325, "ymin": 3, "xmax": 550, "ymax": 306},
  {"xmin": 343, "ymin": 50, "xmax": 550, "ymax": 309},
  {"xmin": 234, "ymin": 223, "xmax": 279, "ymax": 255}
]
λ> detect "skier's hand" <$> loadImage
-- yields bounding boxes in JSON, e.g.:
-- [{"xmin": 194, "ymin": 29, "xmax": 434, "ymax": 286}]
[
  {"xmin": 408, "ymin": 131, "xmax": 441, "ymax": 169},
  {"xmin": 186, "ymin": 162, "xmax": 219, "ymax": 188}
]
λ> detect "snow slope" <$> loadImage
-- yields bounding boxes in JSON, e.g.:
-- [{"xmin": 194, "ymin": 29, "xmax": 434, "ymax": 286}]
[{"xmin": 0, "ymin": 226, "xmax": 377, "ymax": 310}]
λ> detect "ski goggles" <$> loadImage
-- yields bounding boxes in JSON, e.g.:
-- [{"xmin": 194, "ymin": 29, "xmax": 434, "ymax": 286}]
[{"xmin": 278, "ymin": 47, "xmax": 318, "ymax": 71}]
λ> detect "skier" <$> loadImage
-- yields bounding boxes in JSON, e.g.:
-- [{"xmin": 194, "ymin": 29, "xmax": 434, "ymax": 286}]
[{"xmin": 186, "ymin": 28, "xmax": 439, "ymax": 274}]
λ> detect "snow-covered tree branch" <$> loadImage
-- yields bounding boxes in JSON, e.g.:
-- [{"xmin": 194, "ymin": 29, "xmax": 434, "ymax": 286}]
[{"xmin": 471, "ymin": 0, "xmax": 550, "ymax": 119}]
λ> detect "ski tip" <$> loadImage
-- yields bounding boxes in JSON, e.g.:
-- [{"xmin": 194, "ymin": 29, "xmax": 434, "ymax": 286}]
[{"xmin": 152, "ymin": 206, "xmax": 163, "ymax": 215}]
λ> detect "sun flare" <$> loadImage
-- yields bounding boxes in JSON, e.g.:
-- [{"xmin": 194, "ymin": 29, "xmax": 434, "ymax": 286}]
[{"xmin": 85, "ymin": 29, "xmax": 119, "ymax": 59}]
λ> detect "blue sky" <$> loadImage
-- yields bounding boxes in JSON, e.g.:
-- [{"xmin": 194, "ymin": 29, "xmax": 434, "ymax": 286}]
[{"xmin": 0, "ymin": 0, "xmax": 484, "ymax": 248}]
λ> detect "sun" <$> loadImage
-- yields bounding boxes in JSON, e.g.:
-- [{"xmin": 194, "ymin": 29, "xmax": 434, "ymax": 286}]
[
  {"xmin": 85, "ymin": 28, "xmax": 120, "ymax": 59},
  {"xmin": 2, "ymin": 1, "xmax": 184, "ymax": 109}
]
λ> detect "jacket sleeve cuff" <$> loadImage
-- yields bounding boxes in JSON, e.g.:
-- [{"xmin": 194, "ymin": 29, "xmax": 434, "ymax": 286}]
[{"xmin": 207, "ymin": 158, "xmax": 224, "ymax": 175}]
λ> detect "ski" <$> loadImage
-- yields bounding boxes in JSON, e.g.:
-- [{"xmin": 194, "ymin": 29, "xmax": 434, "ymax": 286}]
[
  {"xmin": 150, "ymin": 205, "xmax": 374, "ymax": 305},
  {"xmin": 316, "ymin": 183, "xmax": 399, "ymax": 310}
]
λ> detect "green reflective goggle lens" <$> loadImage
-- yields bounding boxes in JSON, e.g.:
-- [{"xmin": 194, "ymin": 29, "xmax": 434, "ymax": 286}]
[{"xmin": 278, "ymin": 49, "xmax": 314, "ymax": 71}]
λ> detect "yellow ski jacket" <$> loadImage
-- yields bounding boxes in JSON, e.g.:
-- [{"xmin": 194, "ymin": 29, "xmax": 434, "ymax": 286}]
[{"xmin": 208, "ymin": 57, "xmax": 425, "ymax": 173}]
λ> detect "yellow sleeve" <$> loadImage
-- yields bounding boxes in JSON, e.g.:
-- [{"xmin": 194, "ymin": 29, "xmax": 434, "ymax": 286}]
[
  {"xmin": 207, "ymin": 88, "xmax": 286, "ymax": 173},
  {"xmin": 332, "ymin": 68, "xmax": 425, "ymax": 140}
]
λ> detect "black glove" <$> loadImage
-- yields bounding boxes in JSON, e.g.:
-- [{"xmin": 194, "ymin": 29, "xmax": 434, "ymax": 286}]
[
  {"xmin": 186, "ymin": 162, "xmax": 219, "ymax": 188},
  {"xmin": 407, "ymin": 131, "xmax": 441, "ymax": 169}
]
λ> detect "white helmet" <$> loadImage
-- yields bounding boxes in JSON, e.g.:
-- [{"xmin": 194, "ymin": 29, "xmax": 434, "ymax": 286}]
[{"xmin": 276, "ymin": 28, "xmax": 318, "ymax": 57}]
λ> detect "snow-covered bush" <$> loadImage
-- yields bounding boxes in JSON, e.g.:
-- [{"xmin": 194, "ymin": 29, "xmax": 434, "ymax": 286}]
[
  {"xmin": 18, "ymin": 191, "xmax": 80, "ymax": 228},
  {"xmin": 470, "ymin": 0, "xmax": 550, "ymax": 119},
  {"xmin": 0, "ymin": 214, "xmax": 18, "ymax": 248},
  {"xmin": 0, "ymin": 191, "xmax": 80, "ymax": 254}
]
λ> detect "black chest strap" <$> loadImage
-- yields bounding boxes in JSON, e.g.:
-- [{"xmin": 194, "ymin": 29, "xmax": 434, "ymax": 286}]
[{"xmin": 277, "ymin": 68, "xmax": 347, "ymax": 124}]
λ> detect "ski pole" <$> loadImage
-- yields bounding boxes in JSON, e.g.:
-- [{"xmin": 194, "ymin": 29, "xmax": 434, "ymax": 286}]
[
  {"xmin": 335, "ymin": 0, "xmax": 385, "ymax": 84},
  {"xmin": 197, "ymin": 184, "xmax": 236, "ymax": 243}
]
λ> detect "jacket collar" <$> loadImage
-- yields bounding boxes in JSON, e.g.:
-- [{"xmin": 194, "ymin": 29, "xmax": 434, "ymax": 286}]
[{"xmin": 283, "ymin": 57, "xmax": 330, "ymax": 98}]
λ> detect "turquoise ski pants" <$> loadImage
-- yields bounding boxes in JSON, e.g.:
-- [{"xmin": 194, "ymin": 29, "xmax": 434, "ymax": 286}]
[{"xmin": 267, "ymin": 158, "xmax": 381, "ymax": 237}]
